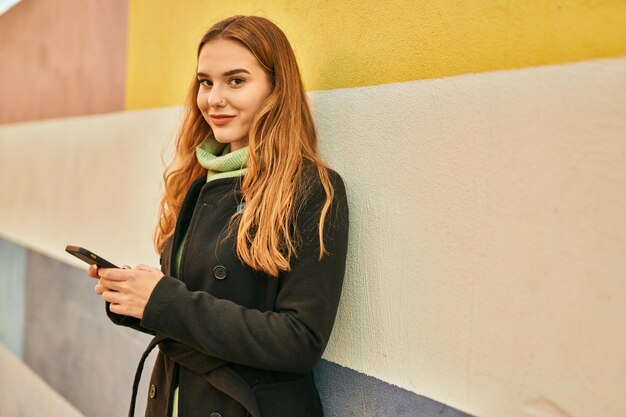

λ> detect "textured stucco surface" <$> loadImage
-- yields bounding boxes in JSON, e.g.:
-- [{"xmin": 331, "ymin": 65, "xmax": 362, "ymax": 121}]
[
  {"xmin": 1, "ymin": 57, "xmax": 625, "ymax": 416},
  {"xmin": 311, "ymin": 57, "xmax": 626, "ymax": 417}
]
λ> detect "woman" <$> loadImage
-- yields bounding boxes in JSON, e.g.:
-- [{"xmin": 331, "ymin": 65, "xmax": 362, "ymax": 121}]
[{"xmin": 87, "ymin": 15, "xmax": 349, "ymax": 417}]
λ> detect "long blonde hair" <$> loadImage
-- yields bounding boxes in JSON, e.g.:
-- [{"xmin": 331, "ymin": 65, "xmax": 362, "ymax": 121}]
[{"xmin": 154, "ymin": 15, "xmax": 335, "ymax": 277}]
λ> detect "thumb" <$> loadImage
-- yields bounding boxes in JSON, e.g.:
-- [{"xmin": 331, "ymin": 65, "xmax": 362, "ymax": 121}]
[{"xmin": 87, "ymin": 264, "xmax": 99, "ymax": 278}]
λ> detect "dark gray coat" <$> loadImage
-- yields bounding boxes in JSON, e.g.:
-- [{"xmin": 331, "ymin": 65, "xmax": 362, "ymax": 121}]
[{"xmin": 106, "ymin": 163, "xmax": 349, "ymax": 417}]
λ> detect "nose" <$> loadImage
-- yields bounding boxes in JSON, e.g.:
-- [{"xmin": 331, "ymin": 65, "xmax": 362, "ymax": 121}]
[{"xmin": 208, "ymin": 85, "xmax": 225, "ymax": 107}]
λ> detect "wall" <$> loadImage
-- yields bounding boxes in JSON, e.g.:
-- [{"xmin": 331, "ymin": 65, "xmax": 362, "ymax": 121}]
[{"xmin": 1, "ymin": 1, "xmax": 625, "ymax": 416}]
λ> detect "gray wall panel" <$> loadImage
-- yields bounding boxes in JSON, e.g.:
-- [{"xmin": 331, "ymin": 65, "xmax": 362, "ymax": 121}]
[
  {"xmin": 314, "ymin": 360, "xmax": 472, "ymax": 417},
  {"xmin": 0, "ymin": 235, "xmax": 26, "ymax": 358}
]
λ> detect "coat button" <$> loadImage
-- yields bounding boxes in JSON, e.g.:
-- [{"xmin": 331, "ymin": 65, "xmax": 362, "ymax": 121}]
[
  {"xmin": 209, "ymin": 413, "xmax": 222, "ymax": 417},
  {"xmin": 213, "ymin": 265, "xmax": 227, "ymax": 280},
  {"xmin": 149, "ymin": 384, "xmax": 157, "ymax": 399}
]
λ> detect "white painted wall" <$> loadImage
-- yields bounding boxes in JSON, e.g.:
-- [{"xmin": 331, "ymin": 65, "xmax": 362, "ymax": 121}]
[
  {"xmin": 0, "ymin": 110, "xmax": 178, "ymax": 267},
  {"xmin": 1, "ymin": 56, "xmax": 625, "ymax": 417}
]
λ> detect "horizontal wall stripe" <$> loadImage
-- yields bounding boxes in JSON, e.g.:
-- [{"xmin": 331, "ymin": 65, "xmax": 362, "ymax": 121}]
[
  {"xmin": 0, "ymin": 343, "xmax": 86, "ymax": 417},
  {"xmin": 1, "ymin": 56, "xmax": 626, "ymax": 417},
  {"xmin": 0, "ymin": 235, "xmax": 26, "ymax": 358},
  {"xmin": 0, "ymin": 108, "xmax": 177, "ymax": 270},
  {"xmin": 0, "ymin": 0, "xmax": 128, "ymax": 124},
  {"xmin": 314, "ymin": 360, "xmax": 472, "ymax": 417},
  {"xmin": 126, "ymin": 0, "xmax": 626, "ymax": 109}
]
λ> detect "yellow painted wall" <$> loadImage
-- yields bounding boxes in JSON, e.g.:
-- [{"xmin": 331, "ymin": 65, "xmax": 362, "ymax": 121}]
[{"xmin": 126, "ymin": 0, "xmax": 626, "ymax": 109}]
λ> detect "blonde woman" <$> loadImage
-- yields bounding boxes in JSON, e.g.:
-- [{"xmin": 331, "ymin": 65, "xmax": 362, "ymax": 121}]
[{"xmin": 88, "ymin": 15, "xmax": 349, "ymax": 417}]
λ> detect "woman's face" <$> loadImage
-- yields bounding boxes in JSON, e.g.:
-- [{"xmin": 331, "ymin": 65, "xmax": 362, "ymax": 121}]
[{"xmin": 196, "ymin": 38, "xmax": 273, "ymax": 152}]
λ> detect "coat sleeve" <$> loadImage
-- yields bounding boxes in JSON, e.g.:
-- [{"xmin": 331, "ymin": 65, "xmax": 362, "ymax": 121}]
[{"xmin": 139, "ymin": 170, "xmax": 350, "ymax": 373}]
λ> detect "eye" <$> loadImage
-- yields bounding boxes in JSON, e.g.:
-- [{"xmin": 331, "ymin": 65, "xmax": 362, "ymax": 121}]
[
  {"xmin": 229, "ymin": 77, "xmax": 245, "ymax": 87},
  {"xmin": 198, "ymin": 79, "xmax": 212, "ymax": 88}
]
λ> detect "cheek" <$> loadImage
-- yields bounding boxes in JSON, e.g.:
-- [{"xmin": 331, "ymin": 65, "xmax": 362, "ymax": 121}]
[
  {"xmin": 244, "ymin": 89, "xmax": 271, "ymax": 117},
  {"xmin": 196, "ymin": 91, "xmax": 207, "ymax": 112},
  {"xmin": 196, "ymin": 93, "xmax": 211, "ymax": 126}
]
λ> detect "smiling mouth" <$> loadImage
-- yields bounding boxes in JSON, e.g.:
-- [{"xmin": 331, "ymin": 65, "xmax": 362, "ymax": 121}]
[{"xmin": 210, "ymin": 115, "xmax": 235, "ymax": 126}]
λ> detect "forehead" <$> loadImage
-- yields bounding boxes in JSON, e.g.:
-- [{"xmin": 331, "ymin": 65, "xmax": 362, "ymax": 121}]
[{"xmin": 197, "ymin": 38, "xmax": 261, "ymax": 73}]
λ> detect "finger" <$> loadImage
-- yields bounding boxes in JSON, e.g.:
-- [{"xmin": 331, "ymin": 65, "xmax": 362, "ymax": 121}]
[
  {"xmin": 99, "ymin": 278, "xmax": 125, "ymax": 292},
  {"xmin": 94, "ymin": 282, "xmax": 105, "ymax": 295},
  {"xmin": 97, "ymin": 280, "xmax": 120, "ymax": 294},
  {"xmin": 101, "ymin": 289, "xmax": 124, "ymax": 304},
  {"xmin": 98, "ymin": 268, "xmax": 131, "ymax": 281},
  {"xmin": 109, "ymin": 302, "xmax": 126, "ymax": 315},
  {"xmin": 87, "ymin": 264, "xmax": 99, "ymax": 278}
]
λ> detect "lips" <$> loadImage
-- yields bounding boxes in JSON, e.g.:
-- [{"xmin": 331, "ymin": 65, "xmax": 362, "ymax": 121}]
[{"xmin": 210, "ymin": 115, "xmax": 236, "ymax": 126}]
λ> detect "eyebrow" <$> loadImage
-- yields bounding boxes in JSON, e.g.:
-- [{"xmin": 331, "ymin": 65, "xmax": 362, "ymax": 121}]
[{"xmin": 196, "ymin": 68, "xmax": 251, "ymax": 77}]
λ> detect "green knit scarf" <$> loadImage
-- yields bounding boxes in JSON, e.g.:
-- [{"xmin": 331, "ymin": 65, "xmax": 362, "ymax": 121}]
[{"xmin": 196, "ymin": 133, "xmax": 249, "ymax": 182}]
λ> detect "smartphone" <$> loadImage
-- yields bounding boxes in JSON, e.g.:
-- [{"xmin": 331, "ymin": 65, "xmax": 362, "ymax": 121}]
[{"xmin": 65, "ymin": 245, "xmax": 119, "ymax": 269}]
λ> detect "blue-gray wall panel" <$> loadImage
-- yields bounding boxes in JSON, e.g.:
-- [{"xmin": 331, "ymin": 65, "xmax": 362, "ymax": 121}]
[
  {"xmin": 314, "ymin": 360, "xmax": 472, "ymax": 417},
  {"xmin": 0, "ymin": 235, "xmax": 27, "ymax": 358}
]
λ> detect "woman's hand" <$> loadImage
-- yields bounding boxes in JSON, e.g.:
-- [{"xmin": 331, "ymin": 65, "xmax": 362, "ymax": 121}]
[
  {"xmin": 87, "ymin": 264, "xmax": 164, "ymax": 319},
  {"xmin": 88, "ymin": 263, "xmax": 122, "ymax": 295}
]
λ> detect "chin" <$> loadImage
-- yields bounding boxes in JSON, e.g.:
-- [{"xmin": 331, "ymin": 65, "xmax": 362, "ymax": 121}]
[
  {"xmin": 211, "ymin": 131, "xmax": 227, "ymax": 142},
  {"xmin": 213, "ymin": 135, "xmax": 235, "ymax": 145}
]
